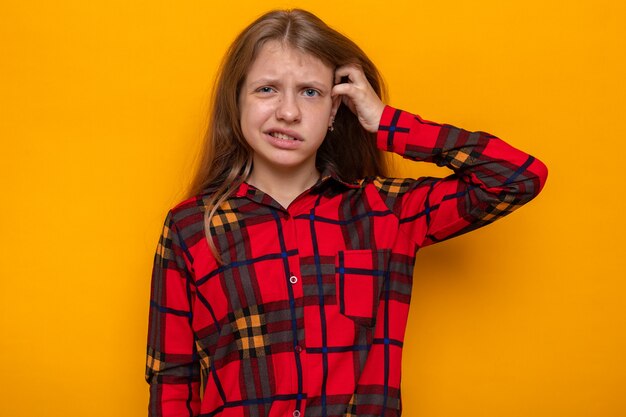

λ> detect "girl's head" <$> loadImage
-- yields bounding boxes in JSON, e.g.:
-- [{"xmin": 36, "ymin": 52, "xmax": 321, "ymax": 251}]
[
  {"xmin": 188, "ymin": 9, "xmax": 387, "ymax": 198},
  {"xmin": 239, "ymin": 39, "xmax": 341, "ymax": 183}
]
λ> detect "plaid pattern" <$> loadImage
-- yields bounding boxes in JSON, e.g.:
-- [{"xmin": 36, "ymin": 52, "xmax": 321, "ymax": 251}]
[{"xmin": 146, "ymin": 106, "xmax": 548, "ymax": 417}]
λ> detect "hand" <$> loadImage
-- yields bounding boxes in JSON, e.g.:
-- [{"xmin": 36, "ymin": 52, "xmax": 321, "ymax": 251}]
[{"xmin": 332, "ymin": 64, "xmax": 385, "ymax": 133}]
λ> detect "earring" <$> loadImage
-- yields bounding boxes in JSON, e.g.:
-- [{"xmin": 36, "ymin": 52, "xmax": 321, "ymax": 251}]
[{"xmin": 328, "ymin": 118, "xmax": 335, "ymax": 132}]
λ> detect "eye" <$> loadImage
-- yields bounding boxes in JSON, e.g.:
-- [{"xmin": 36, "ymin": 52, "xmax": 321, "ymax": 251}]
[
  {"xmin": 256, "ymin": 86, "xmax": 275, "ymax": 94},
  {"xmin": 303, "ymin": 88, "xmax": 320, "ymax": 97}
]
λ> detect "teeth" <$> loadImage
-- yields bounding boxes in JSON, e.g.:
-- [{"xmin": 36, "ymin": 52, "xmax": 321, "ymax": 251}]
[{"xmin": 271, "ymin": 132, "xmax": 297, "ymax": 141}]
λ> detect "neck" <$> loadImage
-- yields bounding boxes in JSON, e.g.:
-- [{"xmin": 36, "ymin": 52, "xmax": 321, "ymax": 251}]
[{"xmin": 246, "ymin": 163, "xmax": 320, "ymax": 209}]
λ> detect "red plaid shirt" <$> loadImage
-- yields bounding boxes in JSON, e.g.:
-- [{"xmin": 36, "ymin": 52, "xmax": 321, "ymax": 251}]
[{"xmin": 146, "ymin": 106, "xmax": 547, "ymax": 417}]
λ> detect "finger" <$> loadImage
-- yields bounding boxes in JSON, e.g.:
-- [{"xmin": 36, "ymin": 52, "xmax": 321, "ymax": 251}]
[
  {"xmin": 330, "ymin": 84, "xmax": 359, "ymax": 115},
  {"xmin": 332, "ymin": 83, "xmax": 366, "ymax": 107},
  {"xmin": 334, "ymin": 66, "xmax": 364, "ymax": 85},
  {"xmin": 331, "ymin": 82, "xmax": 355, "ymax": 97},
  {"xmin": 334, "ymin": 64, "xmax": 366, "ymax": 85}
]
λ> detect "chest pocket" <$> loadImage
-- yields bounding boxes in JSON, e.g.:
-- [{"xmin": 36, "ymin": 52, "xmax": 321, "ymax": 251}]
[{"xmin": 336, "ymin": 249, "xmax": 391, "ymax": 327}]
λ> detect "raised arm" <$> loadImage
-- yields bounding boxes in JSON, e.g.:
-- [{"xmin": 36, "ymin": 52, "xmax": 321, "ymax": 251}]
[
  {"xmin": 333, "ymin": 64, "xmax": 548, "ymax": 247},
  {"xmin": 374, "ymin": 107, "xmax": 548, "ymax": 247}
]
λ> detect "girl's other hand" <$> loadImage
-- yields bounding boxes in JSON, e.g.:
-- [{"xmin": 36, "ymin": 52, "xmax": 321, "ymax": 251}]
[{"xmin": 332, "ymin": 64, "xmax": 385, "ymax": 133}]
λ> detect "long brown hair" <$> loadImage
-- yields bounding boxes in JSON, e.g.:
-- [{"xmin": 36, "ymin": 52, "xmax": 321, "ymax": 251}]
[{"xmin": 188, "ymin": 9, "xmax": 388, "ymax": 260}]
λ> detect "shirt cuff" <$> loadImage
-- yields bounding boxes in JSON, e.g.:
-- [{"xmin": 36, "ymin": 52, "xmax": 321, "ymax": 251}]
[
  {"xmin": 376, "ymin": 105, "xmax": 442, "ymax": 160},
  {"xmin": 376, "ymin": 105, "xmax": 417, "ymax": 155}
]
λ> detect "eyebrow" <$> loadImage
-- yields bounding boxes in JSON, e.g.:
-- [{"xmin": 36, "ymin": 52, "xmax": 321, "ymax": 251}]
[{"xmin": 248, "ymin": 78, "xmax": 332, "ymax": 91}]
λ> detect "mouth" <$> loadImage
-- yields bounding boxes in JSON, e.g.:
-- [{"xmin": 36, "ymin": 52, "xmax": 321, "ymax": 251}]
[{"xmin": 268, "ymin": 131, "xmax": 301, "ymax": 141}]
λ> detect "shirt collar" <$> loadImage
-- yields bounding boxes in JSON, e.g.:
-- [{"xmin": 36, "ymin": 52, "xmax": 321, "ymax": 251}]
[
  {"xmin": 313, "ymin": 167, "xmax": 363, "ymax": 191},
  {"xmin": 232, "ymin": 167, "xmax": 364, "ymax": 202}
]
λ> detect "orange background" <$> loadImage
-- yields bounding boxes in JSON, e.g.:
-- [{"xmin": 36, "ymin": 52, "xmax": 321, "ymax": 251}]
[{"xmin": 1, "ymin": 1, "xmax": 625, "ymax": 416}]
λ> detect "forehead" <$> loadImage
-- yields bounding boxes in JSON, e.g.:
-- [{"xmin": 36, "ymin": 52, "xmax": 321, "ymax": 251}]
[{"xmin": 245, "ymin": 41, "xmax": 334, "ymax": 83}]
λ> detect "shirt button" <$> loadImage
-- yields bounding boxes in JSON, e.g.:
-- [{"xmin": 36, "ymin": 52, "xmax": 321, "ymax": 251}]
[
  {"xmin": 293, "ymin": 410, "xmax": 301, "ymax": 417},
  {"xmin": 289, "ymin": 275, "xmax": 298, "ymax": 284},
  {"xmin": 295, "ymin": 345, "xmax": 302, "ymax": 353}
]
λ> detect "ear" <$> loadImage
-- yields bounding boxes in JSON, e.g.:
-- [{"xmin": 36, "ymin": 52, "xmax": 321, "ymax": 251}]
[{"xmin": 329, "ymin": 94, "xmax": 341, "ymax": 126}]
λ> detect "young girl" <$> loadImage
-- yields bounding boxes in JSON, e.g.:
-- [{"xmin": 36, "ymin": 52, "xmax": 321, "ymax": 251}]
[{"xmin": 146, "ymin": 9, "xmax": 547, "ymax": 417}]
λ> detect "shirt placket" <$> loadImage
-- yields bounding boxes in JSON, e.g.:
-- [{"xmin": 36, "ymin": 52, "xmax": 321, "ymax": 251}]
[{"xmin": 282, "ymin": 208, "xmax": 307, "ymax": 417}]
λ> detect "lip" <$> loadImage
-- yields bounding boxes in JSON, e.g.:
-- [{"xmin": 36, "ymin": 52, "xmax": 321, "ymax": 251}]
[
  {"xmin": 264, "ymin": 128, "xmax": 303, "ymax": 142},
  {"xmin": 263, "ymin": 128, "xmax": 304, "ymax": 150}
]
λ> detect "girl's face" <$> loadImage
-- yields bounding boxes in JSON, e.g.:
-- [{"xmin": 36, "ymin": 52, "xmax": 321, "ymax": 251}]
[{"xmin": 239, "ymin": 41, "xmax": 339, "ymax": 178}]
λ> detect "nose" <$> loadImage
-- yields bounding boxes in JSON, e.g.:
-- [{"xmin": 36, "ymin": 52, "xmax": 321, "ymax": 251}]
[{"xmin": 275, "ymin": 92, "xmax": 301, "ymax": 123}]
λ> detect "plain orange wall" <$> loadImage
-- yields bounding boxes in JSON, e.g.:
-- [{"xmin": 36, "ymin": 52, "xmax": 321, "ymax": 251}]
[{"xmin": 1, "ymin": 1, "xmax": 625, "ymax": 416}]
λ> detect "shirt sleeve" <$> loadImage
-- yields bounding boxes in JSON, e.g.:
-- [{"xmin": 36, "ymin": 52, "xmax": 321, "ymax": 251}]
[
  {"xmin": 374, "ymin": 106, "xmax": 548, "ymax": 248},
  {"xmin": 146, "ymin": 211, "xmax": 201, "ymax": 417}
]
